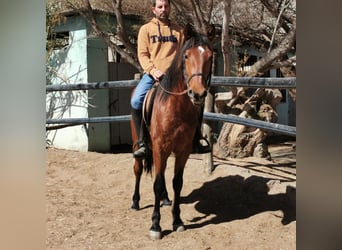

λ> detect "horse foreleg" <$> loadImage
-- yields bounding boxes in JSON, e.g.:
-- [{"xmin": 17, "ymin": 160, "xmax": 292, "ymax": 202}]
[
  {"xmin": 172, "ymin": 161, "xmax": 185, "ymax": 232},
  {"xmin": 131, "ymin": 159, "xmax": 143, "ymax": 210},
  {"xmin": 149, "ymin": 172, "xmax": 167, "ymax": 240}
]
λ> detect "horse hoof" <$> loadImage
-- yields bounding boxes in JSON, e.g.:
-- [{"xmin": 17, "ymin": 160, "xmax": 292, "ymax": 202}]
[
  {"xmin": 149, "ymin": 230, "xmax": 162, "ymax": 240},
  {"xmin": 161, "ymin": 198, "xmax": 172, "ymax": 207},
  {"xmin": 174, "ymin": 225, "xmax": 185, "ymax": 232},
  {"xmin": 131, "ymin": 203, "xmax": 139, "ymax": 211}
]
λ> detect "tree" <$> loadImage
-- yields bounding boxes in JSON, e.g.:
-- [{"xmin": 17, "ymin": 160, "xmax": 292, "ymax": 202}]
[
  {"xmin": 221, "ymin": 0, "xmax": 233, "ymax": 77},
  {"xmin": 214, "ymin": 0, "xmax": 296, "ymax": 159},
  {"xmin": 47, "ymin": 0, "xmax": 296, "ymax": 77}
]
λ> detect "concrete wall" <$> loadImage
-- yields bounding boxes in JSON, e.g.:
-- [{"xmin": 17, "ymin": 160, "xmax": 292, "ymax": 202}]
[
  {"xmin": 46, "ymin": 19, "xmax": 89, "ymax": 151},
  {"xmin": 46, "ymin": 14, "xmax": 141, "ymax": 152}
]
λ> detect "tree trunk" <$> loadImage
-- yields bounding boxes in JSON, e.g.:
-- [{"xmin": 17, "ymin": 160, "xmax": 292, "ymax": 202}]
[
  {"xmin": 222, "ymin": 0, "xmax": 232, "ymax": 76},
  {"xmin": 214, "ymin": 88, "xmax": 282, "ymax": 159},
  {"xmin": 215, "ymin": 16, "xmax": 295, "ymax": 159}
]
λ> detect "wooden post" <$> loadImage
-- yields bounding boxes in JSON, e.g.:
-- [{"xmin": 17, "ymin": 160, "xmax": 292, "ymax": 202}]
[
  {"xmin": 202, "ymin": 52, "xmax": 216, "ymax": 176},
  {"xmin": 202, "ymin": 88, "xmax": 214, "ymax": 175},
  {"xmin": 134, "ymin": 73, "xmax": 141, "ymax": 80}
]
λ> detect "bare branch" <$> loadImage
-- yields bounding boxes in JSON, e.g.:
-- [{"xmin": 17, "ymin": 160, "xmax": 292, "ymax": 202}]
[
  {"xmin": 259, "ymin": 0, "xmax": 295, "ymax": 32},
  {"xmin": 110, "ymin": 0, "xmax": 136, "ymax": 54},
  {"xmin": 248, "ymin": 18, "xmax": 296, "ymax": 76},
  {"xmin": 271, "ymin": 55, "xmax": 296, "ymax": 68},
  {"xmin": 267, "ymin": 0, "xmax": 292, "ymax": 54}
]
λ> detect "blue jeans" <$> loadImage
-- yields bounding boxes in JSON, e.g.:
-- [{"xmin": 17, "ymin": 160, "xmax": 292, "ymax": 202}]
[{"xmin": 130, "ymin": 74, "xmax": 155, "ymax": 110}]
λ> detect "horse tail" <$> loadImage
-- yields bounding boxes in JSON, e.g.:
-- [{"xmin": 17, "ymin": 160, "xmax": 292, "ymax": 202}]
[
  {"xmin": 142, "ymin": 87, "xmax": 155, "ymax": 175},
  {"xmin": 143, "ymin": 147, "xmax": 153, "ymax": 175}
]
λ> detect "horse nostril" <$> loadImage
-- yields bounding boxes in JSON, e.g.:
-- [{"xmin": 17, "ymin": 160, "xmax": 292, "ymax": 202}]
[{"xmin": 188, "ymin": 88, "xmax": 207, "ymax": 103}]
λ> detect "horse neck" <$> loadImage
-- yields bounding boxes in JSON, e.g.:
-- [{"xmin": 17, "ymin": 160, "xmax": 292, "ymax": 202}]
[
  {"xmin": 175, "ymin": 76, "xmax": 187, "ymax": 92},
  {"xmin": 168, "ymin": 78, "xmax": 200, "ymax": 115}
]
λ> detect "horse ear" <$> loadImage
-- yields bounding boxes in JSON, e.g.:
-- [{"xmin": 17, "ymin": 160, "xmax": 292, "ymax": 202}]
[
  {"xmin": 184, "ymin": 23, "xmax": 196, "ymax": 40},
  {"xmin": 206, "ymin": 24, "xmax": 216, "ymax": 41}
]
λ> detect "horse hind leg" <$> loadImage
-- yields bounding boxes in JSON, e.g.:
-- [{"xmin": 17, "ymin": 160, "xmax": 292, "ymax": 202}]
[
  {"xmin": 161, "ymin": 178, "xmax": 172, "ymax": 207},
  {"xmin": 145, "ymin": 144, "xmax": 171, "ymax": 208},
  {"xmin": 161, "ymin": 196, "xmax": 172, "ymax": 207},
  {"xmin": 131, "ymin": 158, "xmax": 143, "ymax": 210},
  {"xmin": 132, "ymin": 146, "xmax": 153, "ymax": 210}
]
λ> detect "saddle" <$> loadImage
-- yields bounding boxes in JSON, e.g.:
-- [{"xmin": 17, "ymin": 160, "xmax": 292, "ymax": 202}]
[{"xmin": 142, "ymin": 82, "xmax": 158, "ymax": 130}]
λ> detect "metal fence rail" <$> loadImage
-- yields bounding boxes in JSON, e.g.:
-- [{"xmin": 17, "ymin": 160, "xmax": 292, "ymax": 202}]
[
  {"xmin": 46, "ymin": 76, "xmax": 296, "ymax": 92},
  {"xmin": 46, "ymin": 113, "xmax": 295, "ymax": 136},
  {"xmin": 46, "ymin": 76, "xmax": 296, "ymax": 136}
]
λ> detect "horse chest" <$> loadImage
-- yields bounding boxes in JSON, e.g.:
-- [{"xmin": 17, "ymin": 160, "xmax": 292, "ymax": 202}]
[
  {"xmin": 149, "ymin": 108, "xmax": 195, "ymax": 143},
  {"xmin": 155, "ymin": 101, "xmax": 197, "ymax": 127}
]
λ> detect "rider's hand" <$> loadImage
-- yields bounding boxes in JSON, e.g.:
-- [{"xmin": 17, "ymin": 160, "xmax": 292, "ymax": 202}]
[{"xmin": 151, "ymin": 69, "xmax": 165, "ymax": 81}]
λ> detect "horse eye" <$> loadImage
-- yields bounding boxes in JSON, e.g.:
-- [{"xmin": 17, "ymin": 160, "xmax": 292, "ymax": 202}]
[{"xmin": 184, "ymin": 55, "xmax": 188, "ymax": 60}]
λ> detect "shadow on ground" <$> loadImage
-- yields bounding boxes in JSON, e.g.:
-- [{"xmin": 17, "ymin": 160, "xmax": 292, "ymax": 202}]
[{"xmin": 181, "ymin": 175, "xmax": 296, "ymax": 229}]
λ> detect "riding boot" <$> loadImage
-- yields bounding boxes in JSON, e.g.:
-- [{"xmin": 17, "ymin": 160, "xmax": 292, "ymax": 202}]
[
  {"xmin": 131, "ymin": 108, "xmax": 146, "ymax": 158},
  {"xmin": 192, "ymin": 109, "xmax": 212, "ymax": 154}
]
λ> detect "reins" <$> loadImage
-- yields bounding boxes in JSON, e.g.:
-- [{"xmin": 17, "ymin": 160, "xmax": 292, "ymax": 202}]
[
  {"xmin": 155, "ymin": 80, "xmax": 188, "ymax": 96},
  {"xmin": 186, "ymin": 73, "xmax": 211, "ymax": 88}
]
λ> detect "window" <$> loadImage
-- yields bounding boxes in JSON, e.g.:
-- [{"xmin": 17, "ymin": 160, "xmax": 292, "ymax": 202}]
[{"xmin": 48, "ymin": 31, "xmax": 69, "ymax": 50}]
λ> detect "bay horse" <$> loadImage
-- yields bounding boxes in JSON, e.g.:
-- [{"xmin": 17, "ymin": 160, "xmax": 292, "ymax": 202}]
[{"xmin": 130, "ymin": 30, "xmax": 213, "ymax": 240}]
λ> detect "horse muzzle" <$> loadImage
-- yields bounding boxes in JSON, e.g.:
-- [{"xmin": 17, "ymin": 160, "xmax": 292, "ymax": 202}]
[{"xmin": 187, "ymin": 88, "xmax": 208, "ymax": 105}]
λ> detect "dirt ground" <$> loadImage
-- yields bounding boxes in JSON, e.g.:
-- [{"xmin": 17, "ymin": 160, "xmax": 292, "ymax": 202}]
[{"xmin": 46, "ymin": 141, "xmax": 296, "ymax": 250}]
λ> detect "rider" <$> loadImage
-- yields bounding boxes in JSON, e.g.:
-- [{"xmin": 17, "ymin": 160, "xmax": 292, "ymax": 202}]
[{"xmin": 130, "ymin": 0, "xmax": 211, "ymax": 158}]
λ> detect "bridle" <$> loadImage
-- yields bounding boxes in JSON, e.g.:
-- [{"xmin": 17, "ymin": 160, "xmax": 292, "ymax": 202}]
[
  {"xmin": 156, "ymin": 72, "xmax": 211, "ymax": 95},
  {"xmin": 186, "ymin": 72, "xmax": 211, "ymax": 89},
  {"xmin": 157, "ymin": 44, "xmax": 212, "ymax": 104},
  {"xmin": 185, "ymin": 72, "xmax": 211, "ymax": 105}
]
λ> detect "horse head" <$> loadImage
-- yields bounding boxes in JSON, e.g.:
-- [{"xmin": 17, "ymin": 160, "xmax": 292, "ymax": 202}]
[
  {"xmin": 183, "ymin": 34, "xmax": 213, "ymax": 105},
  {"xmin": 158, "ymin": 24, "xmax": 214, "ymax": 105}
]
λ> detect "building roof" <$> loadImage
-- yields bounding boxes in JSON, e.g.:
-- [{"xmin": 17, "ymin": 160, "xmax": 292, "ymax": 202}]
[{"xmin": 47, "ymin": 0, "xmax": 152, "ymax": 20}]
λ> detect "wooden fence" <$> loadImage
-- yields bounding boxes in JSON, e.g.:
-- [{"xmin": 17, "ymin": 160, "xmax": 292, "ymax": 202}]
[{"xmin": 46, "ymin": 76, "xmax": 296, "ymax": 137}]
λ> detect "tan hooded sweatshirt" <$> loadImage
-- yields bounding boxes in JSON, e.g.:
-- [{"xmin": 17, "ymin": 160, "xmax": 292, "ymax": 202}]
[{"xmin": 137, "ymin": 17, "xmax": 184, "ymax": 76}]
